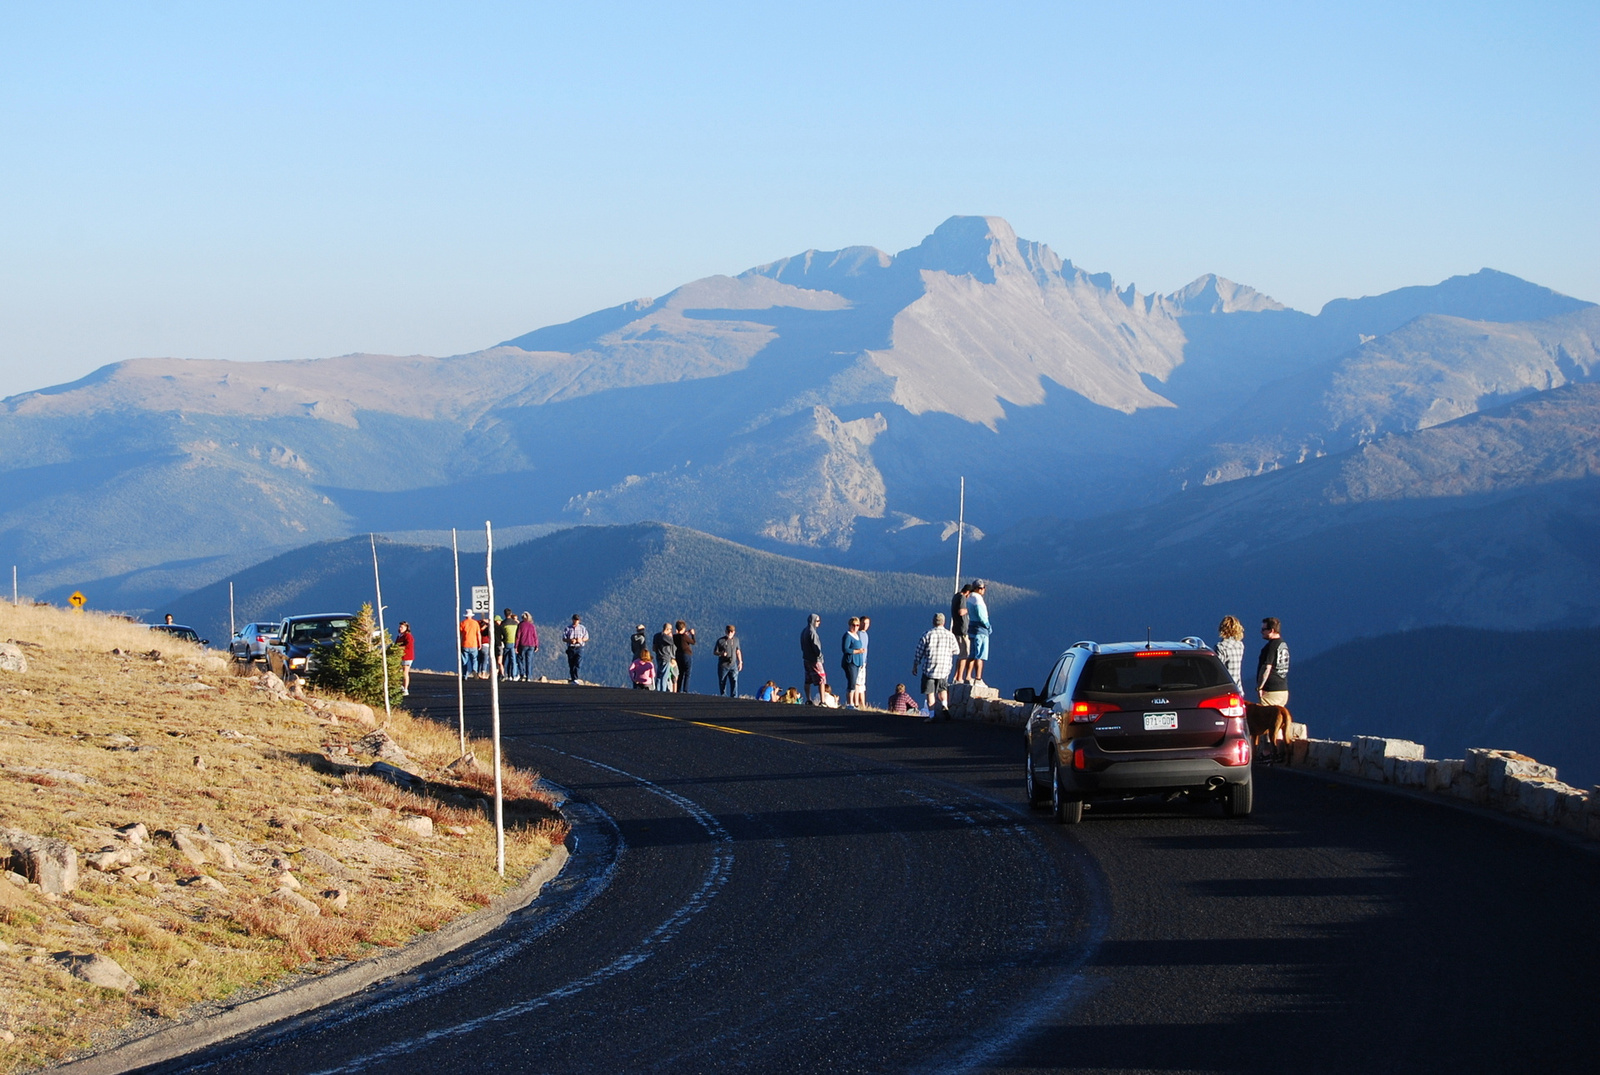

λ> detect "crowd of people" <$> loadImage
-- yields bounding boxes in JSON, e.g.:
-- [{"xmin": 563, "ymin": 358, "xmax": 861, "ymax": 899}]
[{"xmin": 428, "ymin": 585, "xmax": 1291, "ymax": 719}]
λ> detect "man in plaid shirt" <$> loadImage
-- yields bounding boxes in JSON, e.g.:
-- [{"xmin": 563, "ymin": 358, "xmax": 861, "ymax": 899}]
[{"xmin": 912, "ymin": 612, "xmax": 960, "ymax": 721}]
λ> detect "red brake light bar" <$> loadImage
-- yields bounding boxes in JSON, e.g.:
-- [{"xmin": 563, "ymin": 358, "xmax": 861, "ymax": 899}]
[{"xmin": 1134, "ymin": 650, "xmax": 1173, "ymax": 658}]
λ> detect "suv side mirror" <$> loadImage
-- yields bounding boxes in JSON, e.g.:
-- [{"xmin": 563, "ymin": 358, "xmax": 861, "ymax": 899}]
[{"xmin": 1013, "ymin": 687, "xmax": 1036, "ymax": 704}]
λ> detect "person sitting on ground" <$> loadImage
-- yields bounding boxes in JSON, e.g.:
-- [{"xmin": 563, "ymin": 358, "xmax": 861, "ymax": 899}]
[
  {"xmin": 887, "ymin": 682, "xmax": 918, "ymax": 714},
  {"xmin": 781, "ymin": 687, "xmax": 802, "ymax": 704},
  {"xmin": 818, "ymin": 683, "xmax": 841, "ymax": 708},
  {"xmin": 629, "ymin": 649, "xmax": 655, "ymax": 690},
  {"xmin": 757, "ymin": 680, "xmax": 778, "ymax": 702}
]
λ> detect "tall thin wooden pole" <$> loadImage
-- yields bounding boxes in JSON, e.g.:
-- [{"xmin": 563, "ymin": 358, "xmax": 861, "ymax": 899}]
[
  {"xmin": 370, "ymin": 535, "xmax": 392, "ymax": 723},
  {"xmin": 228, "ymin": 582, "xmax": 235, "ymax": 642},
  {"xmin": 486, "ymin": 521, "xmax": 505, "ymax": 877},
  {"xmin": 452, "ymin": 528, "xmax": 465, "ymax": 756},
  {"xmin": 954, "ymin": 475, "xmax": 965, "ymax": 590}
]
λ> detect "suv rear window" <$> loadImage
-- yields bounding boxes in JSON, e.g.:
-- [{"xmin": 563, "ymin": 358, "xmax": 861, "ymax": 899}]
[{"xmin": 1081, "ymin": 653, "xmax": 1229, "ymax": 694}]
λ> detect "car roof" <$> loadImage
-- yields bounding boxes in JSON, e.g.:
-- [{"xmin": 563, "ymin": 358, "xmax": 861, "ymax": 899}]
[
  {"xmin": 1060, "ymin": 639, "xmax": 1215, "ymax": 658},
  {"xmin": 281, "ymin": 612, "xmax": 355, "ymax": 621},
  {"xmin": 150, "ymin": 623, "xmax": 196, "ymax": 630}
]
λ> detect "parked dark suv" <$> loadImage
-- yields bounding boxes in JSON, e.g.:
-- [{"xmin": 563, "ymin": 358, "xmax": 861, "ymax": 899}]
[
  {"xmin": 266, "ymin": 613, "xmax": 353, "ymax": 681},
  {"xmin": 1014, "ymin": 638, "xmax": 1252, "ymax": 823}
]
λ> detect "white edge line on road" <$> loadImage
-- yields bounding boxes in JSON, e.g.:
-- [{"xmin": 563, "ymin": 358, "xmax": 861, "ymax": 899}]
[{"xmin": 301, "ymin": 749, "xmax": 735, "ymax": 1075}]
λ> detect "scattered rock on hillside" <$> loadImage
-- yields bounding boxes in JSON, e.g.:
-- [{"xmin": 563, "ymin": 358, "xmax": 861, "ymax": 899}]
[
  {"xmin": 293, "ymin": 847, "xmax": 353, "ymax": 881},
  {"xmin": 446, "ymin": 752, "xmax": 482, "ymax": 773},
  {"xmin": 83, "ymin": 848, "xmax": 136, "ymax": 872},
  {"xmin": 0, "ymin": 642, "xmax": 28, "ymax": 673},
  {"xmin": 250, "ymin": 671, "xmax": 292, "ymax": 701},
  {"xmin": 2, "ymin": 828, "xmax": 78, "ymax": 894},
  {"xmin": 8, "ymin": 765, "xmax": 92, "ymax": 785},
  {"xmin": 270, "ymin": 889, "xmax": 321, "ymax": 916},
  {"xmin": 354, "ymin": 730, "xmax": 409, "ymax": 766},
  {"xmin": 55, "ymin": 952, "xmax": 139, "ymax": 992},
  {"xmin": 397, "ymin": 815, "xmax": 433, "ymax": 838},
  {"xmin": 167, "ymin": 827, "xmax": 239, "ymax": 871}
]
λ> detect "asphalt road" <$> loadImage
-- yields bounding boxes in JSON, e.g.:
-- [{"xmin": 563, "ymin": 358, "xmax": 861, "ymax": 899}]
[{"xmin": 148, "ymin": 676, "xmax": 1600, "ymax": 1074}]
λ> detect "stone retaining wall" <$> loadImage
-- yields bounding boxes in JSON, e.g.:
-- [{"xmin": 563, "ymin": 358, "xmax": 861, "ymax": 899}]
[
  {"xmin": 944, "ymin": 685, "xmax": 1598, "ymax": 843},
  {"xmin": 1288, "ymin": 734, "xmax": 1600, "ymax": 842}
]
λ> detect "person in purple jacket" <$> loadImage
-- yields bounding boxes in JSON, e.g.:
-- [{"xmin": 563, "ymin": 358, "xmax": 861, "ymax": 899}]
[{"xmin": 515, "ymin": 612, "xmax": 540, "ymax": 681}]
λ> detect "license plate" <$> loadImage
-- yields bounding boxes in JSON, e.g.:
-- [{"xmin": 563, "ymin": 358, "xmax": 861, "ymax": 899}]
[{"xmin": 1143, "ymin": 712, "xmax": 1179, "ymax": 730}]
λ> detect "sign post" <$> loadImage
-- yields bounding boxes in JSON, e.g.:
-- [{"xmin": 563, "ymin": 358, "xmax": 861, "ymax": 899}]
[
  {"xmin": 954, "ymin": 476, "xmax": 965, "ymax": 590},
  {"xmin": 452, "ymin": 528, "xmax": 465, "ymax": 756},
  {"xmin": 485, "ymin": 521, "xmax": 505, "ymax": 877}
]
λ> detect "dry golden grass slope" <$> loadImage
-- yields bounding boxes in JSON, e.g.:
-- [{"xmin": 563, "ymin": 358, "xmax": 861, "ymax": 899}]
[{"xmin": 0, "ymin": 602, "xmax": 565, "ymax": 1072}]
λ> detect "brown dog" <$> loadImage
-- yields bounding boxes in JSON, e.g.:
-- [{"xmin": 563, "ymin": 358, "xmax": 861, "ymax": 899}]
[{"xmin": 1245, "ymin": 703, "xmax": 1294, "ymax": 763}]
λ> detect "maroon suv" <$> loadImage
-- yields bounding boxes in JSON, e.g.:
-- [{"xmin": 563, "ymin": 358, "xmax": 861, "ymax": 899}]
[{"xmin": 1014, "ymin": 639, "xmax": 1252, "ymax": 823}]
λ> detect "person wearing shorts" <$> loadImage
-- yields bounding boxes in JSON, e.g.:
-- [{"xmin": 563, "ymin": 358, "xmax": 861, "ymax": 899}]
[
  {"xmin": 911, "ymin": 612, "xmax": 959, "ymax": 721},
  {"xmin": 966, "ymin": 580, "xmax": 992, "ymax": 686}
]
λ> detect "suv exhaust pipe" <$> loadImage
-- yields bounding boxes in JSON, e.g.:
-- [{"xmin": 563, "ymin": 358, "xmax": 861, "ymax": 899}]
[{"xmin": 1205, "ymin": 776, "xmax": 1227, "ymax": 794}]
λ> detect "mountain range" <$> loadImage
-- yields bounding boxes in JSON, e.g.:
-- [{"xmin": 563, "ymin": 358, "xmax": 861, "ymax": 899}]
[{"xmin": 5, "ymin": 215, "xmax": 1594, "ymax": 612}]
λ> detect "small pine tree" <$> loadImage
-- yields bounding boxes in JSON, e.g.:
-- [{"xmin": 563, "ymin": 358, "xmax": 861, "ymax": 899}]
[{"xmin": 308, "ymin": 603, "xmax": 402, "ymax": 708}]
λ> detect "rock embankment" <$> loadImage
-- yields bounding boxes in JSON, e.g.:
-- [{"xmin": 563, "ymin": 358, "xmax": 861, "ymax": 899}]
[{"xmin": 1288, "ymin": 734, "xmax": 1600, "ymax": 840}]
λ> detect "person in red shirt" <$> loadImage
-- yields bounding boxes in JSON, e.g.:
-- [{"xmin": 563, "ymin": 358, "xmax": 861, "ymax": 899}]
[{"xmin": 395, "ymin": 621, "xmax": 416, "ymax": 696}]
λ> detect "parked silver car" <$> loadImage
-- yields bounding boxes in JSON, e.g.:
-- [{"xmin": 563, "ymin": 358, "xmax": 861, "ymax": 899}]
[{"xmin": 229, "ymin": 621, "xmax": 281, "ymax": 662}]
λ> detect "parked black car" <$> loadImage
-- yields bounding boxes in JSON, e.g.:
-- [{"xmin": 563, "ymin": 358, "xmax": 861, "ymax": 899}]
[
  {"xmin": 149, "ymin": 623, "xmax": 207, "ymax": 645},
  {"xmin": 266, "ymin": 612, "xmax": 353, "ymax": 681},
  {"xmin": 1015, "ymin": 638, "xmax": 1253, "ymax": 823}
]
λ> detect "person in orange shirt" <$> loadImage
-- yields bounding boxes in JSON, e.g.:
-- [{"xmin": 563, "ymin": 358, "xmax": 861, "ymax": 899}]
[{"xmin": 459, "ymin": 611, "xmax": 482, "ymax": 677}]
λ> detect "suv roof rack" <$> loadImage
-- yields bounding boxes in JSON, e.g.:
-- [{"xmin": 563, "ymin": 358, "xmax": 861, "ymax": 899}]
[
  {"xmin": 1071, "ymin": 640, "xmax": 1099, "ymax": 653},
  {"xmin": 1180, "ymin": 636, "xmax": 1208, "ymax": 650}
]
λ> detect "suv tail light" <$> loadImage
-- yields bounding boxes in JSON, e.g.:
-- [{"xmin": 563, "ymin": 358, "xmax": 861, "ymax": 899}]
[
  {"xmin": 1220, "ymin": 737, "xmax": 1252, "ymax": 766},
  {"xmin": 1071, "ymin": 743, "xmax": 1088, "ymax": 770},
  {"xmin": 1199, "ymin": 692, "xmax": 1246, "ymax": 718},
  {"xmin": 1069, "ymin": 700, "xmax": 1120, "ymax": 724}
]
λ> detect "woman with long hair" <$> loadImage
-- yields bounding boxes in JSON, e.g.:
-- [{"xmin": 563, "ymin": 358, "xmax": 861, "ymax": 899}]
[{"xmin": 1217, "ymin": 615, "xmax": 1245, "ymax": 692}]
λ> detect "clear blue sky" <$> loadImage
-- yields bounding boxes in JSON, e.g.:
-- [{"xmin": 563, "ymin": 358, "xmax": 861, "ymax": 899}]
[{"xmin": 2, "ymin": 1, "xmax": 1595, "ymax": 395}]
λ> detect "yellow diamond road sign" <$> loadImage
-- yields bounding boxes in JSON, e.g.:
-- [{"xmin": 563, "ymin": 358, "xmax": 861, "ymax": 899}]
[{"xmin": 69, "ymin": 591, "xmax": 86, "ymax": 608}]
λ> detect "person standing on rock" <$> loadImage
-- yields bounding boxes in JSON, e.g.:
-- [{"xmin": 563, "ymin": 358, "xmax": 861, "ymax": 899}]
[
  {"xmin": 965, "ymin": 580, "xmax": 991, "ymax": 687},
  {"xmin": 912, "ymin": 612, "xmax": 959, "ymax": 721},
  {"xmin": 562, "ymin": 614, "xmax": 589, "ymax": 684},
  {"xmin": 950, "ymin": 583, "xmax": 972, "ymax": 684},
  {"xmin": 1216, "ymin": 616, "xmax": 1245, "ymax": 693},
  {"xmin": 515, "ymin": 612, "xmax": 540, "ymax": 681},
  {"xmin": 1257, "ymin": 617, "xmax": 1290, "ymax": 707},
  {"xmin": 674, "ymin": 620, "xmax": 697, "ymax": 693},
  {"xmin": 652, "ymin": 622, "xmax": 677, "ymax": 692},
  {"xmin": 459, "ymin": 611, "xmax": 481, "ymax": 678},
  {"xmin": 714, "ymin": 624, "xmax": 743, "ymax": 697},
  {"xmin": 800, "ymin": 613, "xmax": 825, "ymax": 704}
]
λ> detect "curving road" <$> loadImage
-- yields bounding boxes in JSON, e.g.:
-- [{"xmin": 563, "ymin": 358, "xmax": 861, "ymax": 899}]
[{"xmin": 149, "ymin": 676, "xmax": 1600, "ymax": 1074}]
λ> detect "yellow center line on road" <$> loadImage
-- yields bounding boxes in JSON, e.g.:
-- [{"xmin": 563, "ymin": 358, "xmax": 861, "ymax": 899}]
[{"xmin": 624, "ymin": 709, "xmax": 805, "ymax": 746}]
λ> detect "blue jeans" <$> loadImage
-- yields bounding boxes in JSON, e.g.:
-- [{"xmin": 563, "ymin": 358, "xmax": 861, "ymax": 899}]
[
  {"xmin": 718, "ymin": 667, "xmax": 738, "ymax": 697},
  {"xmin": 518, "ymin": 647, "xmax": 536, "ymax": 680},
  {"xmin": 461, "ymin": 648, "xmax": 477, "ymax": 676}
]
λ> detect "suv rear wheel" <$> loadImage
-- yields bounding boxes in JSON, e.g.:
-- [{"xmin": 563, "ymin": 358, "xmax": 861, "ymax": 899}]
[
  {"xmin": 1224, "ymin": 778, "xmax": 1253, "ymax": 818},
  {"xmin": 1050, "ymin": 752, "xmax": 1083, "ymax": 825},
  {"xmin": 1025, "ymin": 742, "xmax": 1048, "ymax": 808}
]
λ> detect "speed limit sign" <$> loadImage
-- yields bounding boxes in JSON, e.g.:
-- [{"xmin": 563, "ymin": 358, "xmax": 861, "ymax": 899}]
[{"xmin": 471, "ymin": 586, "xmax": 490, "ymax": 614}]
